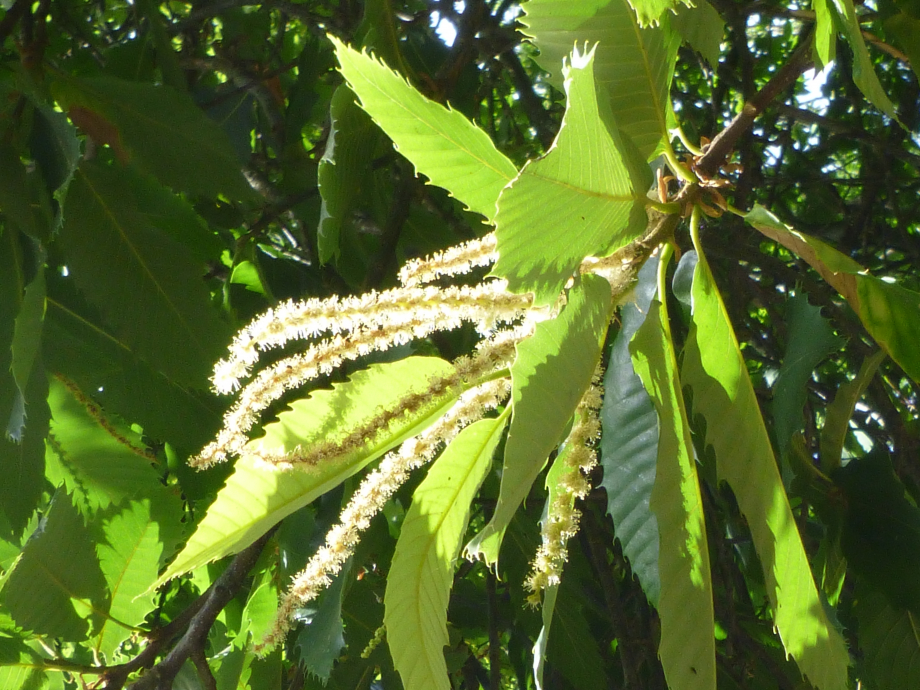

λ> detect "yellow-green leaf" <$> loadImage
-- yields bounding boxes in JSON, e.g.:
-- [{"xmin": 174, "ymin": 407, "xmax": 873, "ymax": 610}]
[
  {"xmin": 330, "ymin": 36, "xmax": 517, "ymax": 222},
  {"xmin": 385, "ymin": 414, "xmax": 507, "ymax": 690},
  {"xmin": 681, "ymin": 228, "xmax": 849, "ymax": 690},
  {"xmin": 630, "ymin": 260, "xmax": 716, "ymax": 690}
]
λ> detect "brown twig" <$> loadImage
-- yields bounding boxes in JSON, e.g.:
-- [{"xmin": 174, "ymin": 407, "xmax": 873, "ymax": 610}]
[
  {"xmin": 95, "ymin": 529, "xmax": 276, "ymax": 690},
  {"xmin": 695, "ymin": 27, "xmax": 815, "ymax": 179}
]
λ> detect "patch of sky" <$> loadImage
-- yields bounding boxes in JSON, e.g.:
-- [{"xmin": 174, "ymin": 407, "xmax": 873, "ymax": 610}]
[
  {"xmin": 430, "ymin": 1, "xmax": 465, "ymax": 48},
  {"xmin": 797, "ymin": 65, "xmax": 833, "ymax": 114}
]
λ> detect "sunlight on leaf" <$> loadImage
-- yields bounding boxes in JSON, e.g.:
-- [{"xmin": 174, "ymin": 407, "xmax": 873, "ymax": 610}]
[
  {"xmin": 465, "ymin": 275, "xmax": 611, "ymax": 566},
  {"xmin": 521, "ymin": 0, "xmax": 677, "ymax": 159},
  {"xmin": 386, "ymin": 414, "xmax": 507, "ymax": 690},
  {"xmin": 330, "ymin": 36, "xmax": 517, "ymax": 222},
  {"xmin": 0, "ymin": 492, "xmax": 107, "ymax": 641},
  {"xmin": 630, "ymin": 262, "xmax": 716, "ymax": 690},
  {"xmin": 681, "ymin": 230, "xmax": 849, "ymax": 690},
  {"xmin": 747, "ymin": 205, "xmax": 920, "ymax": 385},
  {"xmin": 157, "ymin": 357, "xmax": 460, "ymax": 586},
  {"xmin": 492, "ymin": 46, "xmax": 651, "ymax": 305}
]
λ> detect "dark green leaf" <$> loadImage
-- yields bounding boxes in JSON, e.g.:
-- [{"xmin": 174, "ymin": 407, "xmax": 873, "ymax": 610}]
[
  {"xmin": 600, "ymin": 257, "xmax": 660, "ymax": 604},
  {"xmin": 56, "ymin": 76, "xmax": 253, "ymax": 199},
  {"xmin": 59, "ymin": 161, "xmax": 231, "ymax": 388}
]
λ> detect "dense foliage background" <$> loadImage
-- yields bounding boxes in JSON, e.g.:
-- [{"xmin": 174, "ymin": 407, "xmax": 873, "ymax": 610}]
[{"xmin": 1, "ymin": 0, "xmax": 919, "ymax": 688}]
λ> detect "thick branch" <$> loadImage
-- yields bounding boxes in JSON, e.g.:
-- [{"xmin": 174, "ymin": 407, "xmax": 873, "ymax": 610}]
[
  {"xmin": 95, "ymin": 530, "xmax": 275, "ymax": 690},
  {"xmin": 696, "ymin": 28, "xmax": 814, "ymax": 178},
  {"xmin": 125, "ymin": 530, "xmax": 275, "ymax": 690}
]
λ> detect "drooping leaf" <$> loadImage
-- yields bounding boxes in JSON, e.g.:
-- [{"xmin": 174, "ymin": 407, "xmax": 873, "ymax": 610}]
[
  {"xmin": 386, "ymin": 414, "xmax": 506, "ymax": 690},
  {"xmin": 54, "ymin": 75, "xmax": 253, "ymax": 199},
  {"xmin": 813, "ymin": 0, "xmax": 837, "ymax": 69},
  {"xmin": 0, "ymin": 492, "xmax": 108, "ymax": 641},
  {"xmin": 819, "ymin": 349, "xmax": 886, "ymax": 472},
  {"xmin": 681, "ymin": 232, "xmax": 849, "ymax": 690},
  {"xmin": 835, "ymin": 453, "xmax": 920, "ymax": 615},
  {"xmin": 492, "ymin": 46, "xmax": 651, "ymax": 305},
  {"xmin": 630, "ymin": 267, "xmax": 716, "ymax": 690},
  {"xmin": 466, "ymin": 275, "xmax": 611, "ymax": 566},
  {"xmin": 156, "ymin": 357, "xmax": 460, "ymax": 585},
  {"xmin": 600, "ymin": 257, "xmax": 660, "ymax": 604},
  {"xmin": 747, "ymin": 205, "xmax": 920, "ymax": 386},
  {"xmin": 295, "ymin": 559, "xmax": 349, "ymax": 682},
  {"xmin": 520, "ymin": 0, "xmax": 677, "ymax": 159},
  {"xmin": 0, "ymin": 634, "xmax": 48, "ymax": 690},
  {"xmin": 821, "ymin": 0, "xmax": 899, "ymax": 119},
  {"xmin": 671, "ymin": 0, "xmax": 724, "ymax": 67},
  {"xmin": 43, "ymin": 281, "xmax": 222, "ymax": 452},
  {"xmin": 771, "ymin": 293, "xmax": 843, "ymax": 459},
  {"xmin": 59, "ymin": 161, "xmax": 231, "ymax": 388},
  {"xmin": 856, "ymin": 586, "xmax": 920, "ymax": 690},
  {"xmin": 94, "ymin": 496, "xmax": 184, "ymax": 660},
  {"xmin": 44, "ymin": 377, "xmax": 165, "ymax": 515},
  {"xmin": 317, "ymin": 85, "xmax": 380, "ymax": 263},
  {"xmin": 330, "ymin": 35, "xmax": 518, "ymax": 222},
  {"xmin": 8, "ymin": 268, "xmax": 46, "ymax": 441}
]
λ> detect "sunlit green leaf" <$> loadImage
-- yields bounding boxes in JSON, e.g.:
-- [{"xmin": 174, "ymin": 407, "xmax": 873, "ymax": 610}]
[
  {"xmin": 0, "ymin": 634, "xmax": 47, "ymax": 690},
  {"xmin": 386, "ymin": 415, "xmax": 506, "ymax": 690},
  {"xmin": 44, "ymin": 377, "xmax": 165, "ymax": 515},
  {"xmin": 94, "ymin": 496, "xmax": 183, "ymax": 660},
  {"xmin": 492, "ymin": 46, "xmax": 651, "ymax": 305},
  {"xmin": 466, "ymin": 275, "xmax": 610, "ymax": 566},
  {"xmin": 626, "ymin": 0, "xmax": 692, "ymax": 26},
  {"xmin": 0, "ymin": 492, "xmax": 108, "ymax": 641},
  {"xmin": 630, "ymin": 266, "xmax": 716, "ymax": 690},
  {"xmin": 60, "ymin": 161, "xmax": 231, "ymax": 388},
  {"xmin": 747, "ymin": 205, "xmax": 920, "ymax": 386},
  {"xmin": 242, "ymin": 569, "xmax": 280, "ymax": 651},
  {"xmin": 681, "ymin": 232, "xmax": 849, "ymax": 690},
  {"xmin": 521, "ymin": 0, "xmax": 677, "ymax": 159},
  {"xmin": 813, "ymin": 0, "xmax": 837, "ymax": 69},
  {"xmin": 330, "ymin": 36, "xmax": 517, "ymax": 222},
  {"xmin": 600, "ymin": 257, "xmax": 660, "ymax": 604},
  {"xmin": 156, "ymin": 357, "xmax": 460, "ymax": 585}
]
